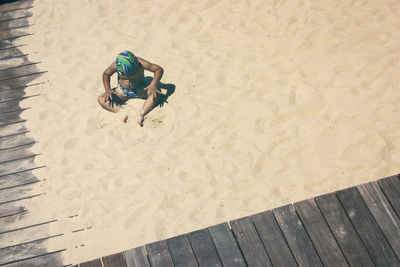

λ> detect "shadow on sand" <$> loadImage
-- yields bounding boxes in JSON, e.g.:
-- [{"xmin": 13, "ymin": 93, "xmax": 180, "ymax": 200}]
[{"xmin": 143, "ymin": 76, "xmax": 176, "ymax": 107}]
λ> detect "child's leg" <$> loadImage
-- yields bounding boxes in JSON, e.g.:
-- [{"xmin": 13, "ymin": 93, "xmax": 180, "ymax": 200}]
[
  {"xmin": 98, "ymin": 93, "xmax": 129, "ymax": 123},
  {"xmin": 137, "ymin": 94, "xmax": 160, "ymax": 127},
  {"xmin": 98, "ymin": 93, "xmax": 121, "ymax": 113}
]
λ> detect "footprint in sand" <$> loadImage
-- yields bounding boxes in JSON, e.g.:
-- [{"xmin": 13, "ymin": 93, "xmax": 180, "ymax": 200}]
[
  {"xmin": 85, "ymin": 118, "xmax": 98, "ymax": 134},
  {"xmin": 147, "ymin": 117, "xmax": 163, "ymax": 128},
  {"xmin": 64, "ymin": 137, "xmax": 79, "ymax": 149},
  {"xmin": 168, "ymin": 9, "xmax": 203, "ymax": 34}
]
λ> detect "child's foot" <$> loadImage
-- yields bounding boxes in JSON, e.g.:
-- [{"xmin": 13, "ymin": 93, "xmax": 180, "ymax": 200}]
[{"xmin": 137, "ymin": 112, "xmax": 144, "ymax": 127}]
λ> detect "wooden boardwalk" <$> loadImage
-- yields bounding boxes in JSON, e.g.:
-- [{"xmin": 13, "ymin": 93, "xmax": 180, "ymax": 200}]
[
  {"xmin": 75, "ymin": 174, "xmax": 400, "ymax": 267},
  {"xmin": 0, "ymin": 1, "xmax": 65, "ymax": 266}
]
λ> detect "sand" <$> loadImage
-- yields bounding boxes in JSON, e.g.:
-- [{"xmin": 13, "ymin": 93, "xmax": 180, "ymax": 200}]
[{"xmin": 17, "ymin": 0, "xmax": 400, "ymax": 264}]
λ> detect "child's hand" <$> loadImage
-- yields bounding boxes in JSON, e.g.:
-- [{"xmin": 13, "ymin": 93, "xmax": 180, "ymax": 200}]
[
  {"xmin": 145, "ymin": 84, "xmax": 161, "ymax": 100},
  {"xmin": 104, "ymin": 91, "xmax": 119, "ymax": 107},
  {"xmin": 104, "ymin": 90, "xmax": 113, "ymax": 103}
]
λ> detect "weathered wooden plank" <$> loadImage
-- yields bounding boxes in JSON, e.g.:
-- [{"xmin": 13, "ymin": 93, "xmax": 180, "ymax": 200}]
[
  {"xmin": 0, "ymin": 29, "xmax": 30, "ymax": 41},
  {"xmin": 80, "ymin": 258, "xmax": 103, "ymax": 267},
  {"xmin": 0, "ymin": 11, "xmax": 32, "ymax": 24},
  {"xmin": 0, "ymin": 110, "xmax": 23, "ymax": 125},
  {"xmin": 123, "ymin": 246, "xmax": 150, "ymax": 267},
  {"xmin": 0, "ymin": 170, "xmax": 39, "ymax": 193},
  {"xmin": 0, "ymin": 46, "xmax": 26, "ymax": 59},
  {"xmin": 0, "ymin": 121, "xmax": 28, "ymax": 136},
  {"xmin": 0, "ymin": 82, "xmax": 42, "ymax": 93},
  {"xmin": 0, "ymin": 219, "xmax": 57, "ymax": 248},
  {"xmin": 0, "ymin": 37, "xmax": 17, "ymax": 49},
  {"xmin": 0, "ymin": 182, "xmax": 35, "ymax": 204},
  {"xmin": 0, "ymin": 202, "xmax": 26, "ymax": 219},
  {"xmin": 0, "ymin": 142, "xmax": 35, "ymax": 163},
  {"xmin": 0, "ymin": 250, "xmax": 64, "ymax": 267},
  {"xmin": 0, "ymin": 131, "xmax": 32, "ymax": 149},
  {"xmin": 230, "ymin": 216, "xmax": 272, "ymax": 267},
  {"xmin": 166, "ymin": 234, "xmax": 197, "ymax": 267},
  {"xmin": 336, "ymin": 187, "xmax": 399, "ymax": 266},
  {"xmin": 0, "ymin": 235, "xmax": 64, "ymax": 265},
  {"xmin": 294, "ymin": 199, "xmax": 348, "ymax": 267},
  {"xmin": 378, "ymin": 174, "xmax": 400, "ymax": 218},
  {"xmin": 0, "ymin": 17, "xmax": 29, "ymax": 31},
  {"xmin": 0, "ymin": 72, "xmax": 44, "ymax": 90},
  {"xmin": 0, "ymin": 212, "xmax": 53, "ymax": 236},
  {"xmin": 187, "ymin": 228, "xmax": 222, "ymax": 267},
  {"xmin": 145, "ymin": 240, "xmax": 174, "ymax": 267},
  {"xmin": 251, "ymin": 211, "xmax": 297, "ymax": 267},
  {"xmin": 357, "ymin": 181, "xmax": 400, "ymax": 259},
  {"xmin": 0, "ymin": 86, "xmax": 26, "ymax": 101},
  {"xmin": 0, "ymin": 0, "xmax": 33, "ymax": 13},
  {"xmin": 0, "ymin": 100, "xmax": 21, "ymax": 115},
  {"xmin": 0, "ymin": 113, "xmax": 23, "ymax": 126},
  {"xmin": 315, "ymin": 193, "xmax": 374, "ymax": 266},
  {"xmin": 0, "ymin": 63, "xmax": 40, "ymax": 80},
  {"xmin": 273, "ymin": 204, "xmax": 323, "ymax": 267},
  {"xmin": 208, "ymin": 222, "xmax": 246, "ymax": 267},
  {"xmin": 0, "ymin": 193, "xmax": 41, "ymax": 208},
  {"xmin": 0, "ymin": 55, "xmax": 30, "ymax": 69},
  {"xmin": 0, "ymin": 107, "xmax": 26, "ymax": 118},
  {"xmin": 102, "ymin": 252, "xmax": 128, "ymax": 267},
  {"xmin": 0, "ymin": 155, "xmax": 37, "ymax": 176}
]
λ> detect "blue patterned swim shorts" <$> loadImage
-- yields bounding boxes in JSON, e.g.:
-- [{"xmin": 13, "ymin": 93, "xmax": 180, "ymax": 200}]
[{"xmin": 117, "ymin": 84, "xmax": 138, "ymax": 99}]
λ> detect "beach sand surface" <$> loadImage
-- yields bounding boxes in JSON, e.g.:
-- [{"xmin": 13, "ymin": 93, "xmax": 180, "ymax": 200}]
[{"xmin": 17, "ymin": 0, "xmax": 400, "ymax": 264}]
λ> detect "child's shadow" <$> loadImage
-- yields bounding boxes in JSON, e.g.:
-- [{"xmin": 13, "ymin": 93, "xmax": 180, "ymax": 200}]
[{"xmin": 143, "ymin": 76, "xmax": 176, "ymax": 107}]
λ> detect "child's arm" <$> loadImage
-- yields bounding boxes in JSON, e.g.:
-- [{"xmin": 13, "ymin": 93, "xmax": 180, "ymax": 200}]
[
  {"xmin": 102, "ymin": 62, "xmax": 117, "ymax": 103},
  {"xmin": 138, "ymin": 58, "xmax": 164, "ymax": 99}
]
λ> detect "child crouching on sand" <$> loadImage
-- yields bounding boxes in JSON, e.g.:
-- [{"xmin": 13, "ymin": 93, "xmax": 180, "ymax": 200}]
[{"xmin": 98, "ymin": 51, "xmax": 164, "ymax": 126}]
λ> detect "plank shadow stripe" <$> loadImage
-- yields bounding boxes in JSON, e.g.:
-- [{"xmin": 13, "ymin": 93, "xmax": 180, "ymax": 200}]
[
  {"xmin": 0, "ymin": 153, "xmax": 39, "ymax": 165},
  {"xmin": 0, "ymin": 15, "xmax": 32, "ymax": 23},
  {"xmin": 0, "ymin": 130, "xmax": 30, "ymax": 139},
  {"xmin": 0, "ymin": 44, "xmax": 26, "ymax": 52},
  {"xmin": 0, "ymin": 61, "xmax": 39, "ymax": 71},
  {"xmin": 0, "ymin": 71, "xmax": 46, "ymax": 82},
  {"xmin": 0, "ymin": 24, "xmax": 31, "ymax": 32},
  {"xmin": 0, "ymin": 44, "xmax": 27, "ymax": 52},
  {"xmin": 0, "ymin": 141, "xmax": 36, "ymax": 152},
  {"xmin": 0, "ymin": 82, "xmax": 45, "ymax": 92},
  {"xmin": 0, "ymin": 53, "xmax": 28, "ymax": 61},
  {"xmin": 0, "ymin": 249, "xmax": 66, "ymax": 267},
  {"xmin": 0, "ymin": 119, "xmax": 26, "ymax": 127},
  {"xmin": 0, "ymin": 118, "xmax": 22, "ymax": 126},
  {"xmin": 0, "ymin": 179, "xmax": 40, "ymax": 191},
  {"xmin": 0, "ymin": 107, "xmax": 29, "ymax": 116},
  {"xmin": 0, "ymin": 93, "xmax": 40, "ymax": 104},
  {"xmin": 0, "ymin": 166, "xmax": 45, "ymax": 178},
  {"xmin": 0, "ymin": 193, "xmax": 42, "ymax": 205},
  {"xmin": 0, "ymin": 33, "xmax": 33, "ymax": 42},
  {"xmin": 0, "ymin": 233, "xmax": 63, "ymax": 251},
  {"xmin": 0, "ymin": 208, "xmax": 27, "ymax": 219},
  {"xmin": 0, "ymin": 219, "xmax": 57, "ymax": 235},
  {"xmin": 0, "ymin": 6, "xmax": 34, "ymax": 14}
]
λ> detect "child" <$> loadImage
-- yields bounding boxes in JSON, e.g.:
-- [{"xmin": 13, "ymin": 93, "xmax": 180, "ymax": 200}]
[{"xmin": 98, "ymin": 51, "xmax": 164, "ymax": 126}]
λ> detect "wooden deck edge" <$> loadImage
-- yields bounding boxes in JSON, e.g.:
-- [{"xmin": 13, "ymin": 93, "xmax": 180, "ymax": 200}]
[{"xmin": 75, "ymin": 173, "xmax": 400, "ymax": 267}]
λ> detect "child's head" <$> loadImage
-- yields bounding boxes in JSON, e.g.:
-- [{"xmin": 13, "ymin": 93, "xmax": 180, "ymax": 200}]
[{"xmin": 116, "ymin": 51, "xmax": 139, "ymax": 76}]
